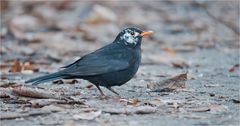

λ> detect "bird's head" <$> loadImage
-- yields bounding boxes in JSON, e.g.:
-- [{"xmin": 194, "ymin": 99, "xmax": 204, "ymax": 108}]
[{"xmin": 115, "ymin": 27, "xmax": 153, "ymax": 48}]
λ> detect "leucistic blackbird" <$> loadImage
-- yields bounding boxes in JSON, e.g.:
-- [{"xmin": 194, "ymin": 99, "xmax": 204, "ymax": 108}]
[{"xmin": 26, "ymin": 27, "xmax": 153, "ymax": 96}]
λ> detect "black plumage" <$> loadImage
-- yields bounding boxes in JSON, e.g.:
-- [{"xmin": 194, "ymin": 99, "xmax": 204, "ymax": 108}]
[{"xmin": 26, "ymin": 27, "xmax": 153, "ymax": 96}]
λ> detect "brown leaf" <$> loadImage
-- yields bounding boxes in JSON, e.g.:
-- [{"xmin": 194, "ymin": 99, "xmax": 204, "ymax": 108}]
[
  {"xmin": 22, "ymin": 61, "xmax": 39, "ymax": 72},
  {"xmin": 9, "ymin": 60, "xmax": 22, "ymax": 73},
  {"xmin": 9, "ymin": 60, "xmax": 38, "ymax": 73},
  {"xmin": 13, "ymin": 87, "xmax": 56, "ymax": 99},
  {"xmin": 171, "ymin": 60, "xmax": 189, "ymax": 69},
  {"xmin": 147, "ymin": 72, "xmax": 187, "ymax": 92},
  {"xmin": 29, "ymin": 99, "xmax": 65, "ymax": 108}
]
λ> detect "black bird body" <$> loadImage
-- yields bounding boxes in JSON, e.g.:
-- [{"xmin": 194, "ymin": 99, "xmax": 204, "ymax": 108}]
[
  {"xmin": 26, "ymin": 27, "xmax": 153, "ymax": 95},
  {"xmin": 81, "ymin": 44, "xmax": 141, "ymax": 88}
]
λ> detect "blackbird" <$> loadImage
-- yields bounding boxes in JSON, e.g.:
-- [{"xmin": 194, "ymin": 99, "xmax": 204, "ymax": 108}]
[{"xmin": 26, "ymin": 27, "xmax": 153, "ymax": 96}]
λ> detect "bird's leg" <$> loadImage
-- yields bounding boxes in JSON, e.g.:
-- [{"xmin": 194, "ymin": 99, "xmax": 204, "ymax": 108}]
[
  {"xmin": 106, "ymin": 87, "xmax": 120, "ymax": 96},
  {"xmin": 95, "ymin": 85, "xmax": 105, "ymax": 96}
]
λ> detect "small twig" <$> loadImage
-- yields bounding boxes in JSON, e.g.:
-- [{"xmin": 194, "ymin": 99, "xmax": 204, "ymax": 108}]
[{"xmin": 28, "ymin": 98, "xmax": 85, "ymax": 108}]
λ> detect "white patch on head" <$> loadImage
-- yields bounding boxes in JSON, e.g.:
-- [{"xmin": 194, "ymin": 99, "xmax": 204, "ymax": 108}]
[{"xmin": 120, "ymin": 29, "xmax": 139, "ymax": 45}]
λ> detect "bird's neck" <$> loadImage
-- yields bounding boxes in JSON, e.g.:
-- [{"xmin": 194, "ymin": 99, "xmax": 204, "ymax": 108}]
[{"xmin": 114, "ymin": 39, "xmax": 141, "ymax": 49}]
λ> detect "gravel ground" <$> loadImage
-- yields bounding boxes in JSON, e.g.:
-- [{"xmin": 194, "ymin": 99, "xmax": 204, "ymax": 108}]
[{"xmin": 1, "ymin": 1, "xmax": 239, "ymax": 126}]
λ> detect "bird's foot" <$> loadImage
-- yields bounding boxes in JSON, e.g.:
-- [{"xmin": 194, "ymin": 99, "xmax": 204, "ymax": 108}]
[{"xmin": 106, "ymin": 87, "xmax": 120, "ymax": 96}]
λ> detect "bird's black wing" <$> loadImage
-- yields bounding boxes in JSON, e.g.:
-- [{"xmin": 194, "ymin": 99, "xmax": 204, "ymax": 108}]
[{"xmin": 61, "ymin": 44, "xmax": 130, "ymax": 76}]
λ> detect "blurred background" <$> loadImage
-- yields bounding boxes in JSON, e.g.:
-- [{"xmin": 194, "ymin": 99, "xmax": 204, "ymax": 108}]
[
  {"xmin": 1, "ymin": 0, "xmax": 238, "ymax": 73},
  {"xmin": 0, "ymin": 1, "xmax": 239, "ymax": 126}
]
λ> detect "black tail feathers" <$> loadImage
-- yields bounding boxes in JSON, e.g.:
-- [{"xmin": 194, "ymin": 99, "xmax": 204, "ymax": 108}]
[{"xmin": 25, "ymin": 72, "xmax": 65, "ymax": 85}]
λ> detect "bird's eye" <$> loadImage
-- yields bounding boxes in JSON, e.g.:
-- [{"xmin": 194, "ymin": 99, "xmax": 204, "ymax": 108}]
[{"xmin": 130, "ymin": 32, "xmax": 135, "ymax": 36}]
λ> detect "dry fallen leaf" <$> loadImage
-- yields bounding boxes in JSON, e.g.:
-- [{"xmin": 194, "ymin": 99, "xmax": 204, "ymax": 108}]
[
  {"xmin": 29, "ymin": 99, "xmax": 65, "ymax": 108},
  {"xmin": 9, "ymin": 60, "xmax": 22, "ymax": 73},
  {"xmin": 171, "ymin": 60, "xmax": 189, "ymax": 69},
  {"xmin": 73, "ymin": 110, "xmax": 101, "ymax": 120},
  {"xmin": 13, "ymin": 86, "xmax": 57, "ymax": 99},
  {"xmin": 22, "ymin": 61, "xmax": 39, "ymax": 72},
  {"xmin": 9, "ymin": 60, "xmax": 38, "ymax": 73},
  {"xmin": 147, "ymin": 72, "xmax": 187, "ymax": 92}
]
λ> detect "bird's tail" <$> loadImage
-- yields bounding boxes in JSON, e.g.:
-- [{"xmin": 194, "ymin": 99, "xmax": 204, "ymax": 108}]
[{"xmin": 25, "ymin": 72, "xmax": 65, "ymax": 85}]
